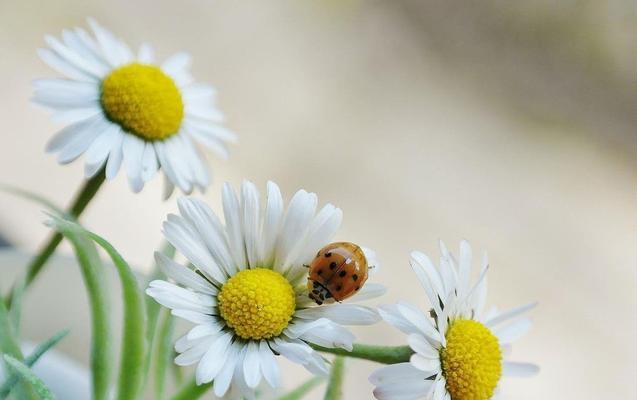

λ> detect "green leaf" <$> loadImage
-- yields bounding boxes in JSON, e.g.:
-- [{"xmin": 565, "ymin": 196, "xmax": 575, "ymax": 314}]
[
  {"xmin": 153, "ymin": 309, "xmax": 175, "ymax": 400},
  {"xmin": 0, "ymin": 184, "xmax": 66, "ymax": 217},
  {"xmin": 47, "ymin": 218, "xmax": 112, "ymax": 400},
  {"xmin": 2, "ymin": 355, "xmax": 55, "ymax": 399},
  {"xmin": 275, "ymin": 376, "xmax": 324, "ymax": 400},
  {"xmin": 169, "ymin": 378, "xmax": 212, "ymax": 400},
  {"xmin": 8, "ymin": 274, "xmax": 27, "ymax": 337},
  {"xmin": 0, "ymin": 298, "xmax": 22, "ymax": 358},
  {"xmin": 323, "ymin": 357, "xmax": 345, "ymax": 400},
  {"xmin": 0, "ymin": 330, "xmax": 69, "ymax": 399},
  {"xmin": 143, "ymin": 241, "xmax": 175, "ymax": 393},
  {"xmin": 0, "ymin": 299, "xmax": 37, "ymax": 400},
  {"xmin": 49, "ymin": 216, "xmax": 148, "ymax": 400}
]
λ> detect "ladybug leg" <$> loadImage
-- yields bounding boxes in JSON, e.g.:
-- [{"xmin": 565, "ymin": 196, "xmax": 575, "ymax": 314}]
[{"xmin": 303, "ymin": 263, "xmax": 310, "ymax": 268}]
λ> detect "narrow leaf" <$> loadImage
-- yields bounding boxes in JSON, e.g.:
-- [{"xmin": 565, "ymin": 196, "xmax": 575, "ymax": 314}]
[
  {"xmin": 46, "ymin": 218, "xmax": 112, "ymax": 400},
  {"xmin": 0, "ymin": 330, "xmax": 69, "ymax": 399},
  {"xmin": 3, "ymin": 355, "xmax": 55, "ymax": 400},
  {"xmin": 0, "ymin": 301, "xmax": 37, "ymax": 400},
  {"xmin": 275, "ymin": 376, "xmax": 324, "ymax": 400},
  {"xmin": 0, "ymin": 184, "xmax": 66, "ymax": 217},
  {"xmin": 8, "ymin": 274, "xmax": 27, "ymax": 337},
  {"xmin": 144, "ymin": 241, "xmax": 176, "ymax": 392},
  {"xmin": 153, "ymin": 309, "xmax": 175, "ymax": 400},
  {"xmin": 50, "ymin": 217, "xmax": 148, "ymax": 400},
  {"xmin": 323, "ymin": 357, "xmax": 345, "ymax": 400}
]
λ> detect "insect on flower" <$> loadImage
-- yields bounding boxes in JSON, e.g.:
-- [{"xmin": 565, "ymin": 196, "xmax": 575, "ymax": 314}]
[{"xmin": 306, "ymin": 242, "xmax": 373, "ymax": 305}]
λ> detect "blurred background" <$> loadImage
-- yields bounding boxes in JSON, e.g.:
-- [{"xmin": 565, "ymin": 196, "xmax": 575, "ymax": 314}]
[{"xmin": 2, "ymin": 0, "xmax": 637, "ymax": 398}]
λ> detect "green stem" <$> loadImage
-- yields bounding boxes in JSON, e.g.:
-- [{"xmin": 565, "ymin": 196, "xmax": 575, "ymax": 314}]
[
  {"xmin": 310, "ymin": 344, "xmax": 413, "ymax": 365},
  {"xmin": 169, "ymin": 379, "xmax": 211, "ymax": 400},
  {"xmin": 323, "ymin": 357, "xmax": 345, "ymax": 400},
  {"xmin": 4, "ymin": 169, "xmax": 106, "ymax": 306}
]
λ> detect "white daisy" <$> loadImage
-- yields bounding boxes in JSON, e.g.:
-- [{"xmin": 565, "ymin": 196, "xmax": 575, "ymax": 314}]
[
  {"xmin": 370, "ymin": 240, "xmax": 538, "ymax": 400},
  {"xmin": 33, "ymin": 18, "xmax": 236, "ymax": 197},
  {"xmin": 146, "ymin": 181, "xmax": 385, "ymax": 399}
]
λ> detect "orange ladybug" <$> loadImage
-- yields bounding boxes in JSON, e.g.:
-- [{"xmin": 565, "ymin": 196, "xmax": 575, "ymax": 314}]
[{"xmin": 307, "ymin": 242, "xmax": 369, "ymax": 305}]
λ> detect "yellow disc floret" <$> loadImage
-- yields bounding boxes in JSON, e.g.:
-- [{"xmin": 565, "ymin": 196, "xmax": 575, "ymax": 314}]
[
  {"xmin": 441, "ymin": 319, "xmax": 502, "ymax": 400},
  {"xmin": 100, "ymin": 63, "xmax": 183, "ymax": 141},
  {"xmin": 218, "ymin": 268, "xmax": 296, "ymax": 340}
]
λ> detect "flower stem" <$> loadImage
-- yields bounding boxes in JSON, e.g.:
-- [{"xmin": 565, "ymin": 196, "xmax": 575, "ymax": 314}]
[
  {"xmin": 323, "ymin": 356, "xmax": 345, "ymax": 400},
  {"xmin": 5, "ymin": 169, "xmax": 106, "ymax": 306},
  {"xmin": 310, "ymin": 343, "xmax": 413, "ymax": 365}
]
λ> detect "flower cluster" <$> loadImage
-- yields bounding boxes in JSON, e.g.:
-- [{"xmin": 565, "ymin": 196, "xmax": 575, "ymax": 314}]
[{"xmin": 0, "ymin": 18, "xmax": 538, "ymax": 400}]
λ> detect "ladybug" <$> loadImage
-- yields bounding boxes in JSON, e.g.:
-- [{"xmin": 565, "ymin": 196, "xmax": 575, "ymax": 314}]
[{"xmin": 307, "ymin": 242, "xmax": 369, "ymax": 305}]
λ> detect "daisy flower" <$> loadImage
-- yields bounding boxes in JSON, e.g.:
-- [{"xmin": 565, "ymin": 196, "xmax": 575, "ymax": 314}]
[
  {"xmin": 146, "ymin": 181, "xmax": 385, "ymax": 398},
  {"xmin": 370, "ymin": 240, "xmax": 538, "ymax": 400},
  {"xmin": 33, "ymin": 18, "xmax": 236, "ymax": 197}
]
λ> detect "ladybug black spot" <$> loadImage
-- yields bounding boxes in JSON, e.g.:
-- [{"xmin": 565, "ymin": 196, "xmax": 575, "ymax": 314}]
[
  {"xmin": 325, "ymin": 252, "xmax": 332, "ymax": 258},
  {"xmin": 338, "ymin": 270, "xmax": 347, "ymax": 278},
  {"xmin": 329, "ymin": 262, "xmax": 337, "ymax": 270},
  {"xmin": 317, "ymin": 269, "xmax": 323, "ymax": 276},
  {"xmin": 335, "ymin": 284, "xmax": 342, "ymax": 291},
  {"xmin": 352, "ymin": 274, "xmax": 358, "ymax": 281}
]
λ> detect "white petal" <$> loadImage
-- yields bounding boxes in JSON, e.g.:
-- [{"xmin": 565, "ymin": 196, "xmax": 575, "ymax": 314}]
[
  {"xmin": 154, "ymin": 252, "xmax": 217, "ymax": 295},
  {"xmin": 87, "ymin": 18, "xmax": 133, "ymax": 67},
  {"xmin": 289, "ymin": 203, "xmax": 342, "ymax": 278},
  {"xmin": 137, "ymin": 43, "xmax": 154, "ymax": 63},
  {"xmin": 177, "ymin": 197, "xmax": 235, "ymax": 277},
  {"xmin": 502, "ymin": 361, "xmax": 539, "ymax": 377},
  {"xmin": 369, "ymin": 362, "xmax": 428, "ymax": 386},
  {"xmin": 44, "ymin": 34, "xmax": 107, "ymax": 77},
  {"xmin": 348, "ymin": 283, "xmax": 387, "ymax": 302},
  {"xmin": 57, "ymin": 116, "xmax": 109, "ymax": 164},
  {"xmin": 297, "ymin": 320, "xmax": 355, "ymax": 351},
  {"xmin": 259, "ymin": 340, "xmax": 279, "ymax": 388},
  {"xmin": 105, "ymin": 129, "xmax": 125, "ymax": 179},
  {"xmin": 243, "ymin": 341, "xmax": 262, "ymax": 389},
  {"xmin": 186, "ymin": 323, "xmax": 224, "ymax": 340},
  {"xmin": 174, "ymin": 335, "xmax": 217, "ymax": 366},
  {"xmin": 295, "ymin": 304, "xmax": 380, "ymax": 325},
  {"xmin": 396, "ymin": 303, "xmax": 442, "ymax": 344},
  {"xmin": 257, "ymin": 181, "xmax": 283, "ymax": 266},
  {"xmin": 213, "ymin": 342, "xmax": 241, "ymax": 397},
  {"xmin": 457, "ymin": 240, "xmax": 473, "ymax": 298},
  {"xmin": 223, "ymin": 183, "xmax": 247, "ymax": 270},
  {"xmin": 410, "ymin": 353, "xmax": 441, "ymax": 375},
  {"xmin": 37, "ymin": 48, "xmax": 95, "ymax": 81},
  {"xmin": 140, "ymin": 141, "xmax": 159, "ymax": 182},
  {"xmin": 171, "ymin": 309, "xmax": 216, "ymax": 324},
  {"xmin": 162, "ymin": 214, "xmax": 226, "ymax": 284},
  {"xmin": 122, "ymin": 134, "xmax": 145, "ymax": 192},
  {"xmin": 241, "ymin": 181, "xmax": 260, "ymax": 269},
  {"xmin": 410, "ymin": 251, "xmax": 444, "ymax": 314},
  {"xmin": 274, "ymin": 189, "xmax": 317, "ymax": 274},
  {"xmin": 495, "ymin": 318, "xmax": 533, "ymax": 344},
  {"xmin": 195, "ymin": 332, "xmax": 233, "ymax": 384},
  {"xmin": 84, "ymin": 124, "xmax": 118, "ymax": 178},
  {"xmin": 485, "ymin": 302, "xmax": 537, "ymax": 327}
]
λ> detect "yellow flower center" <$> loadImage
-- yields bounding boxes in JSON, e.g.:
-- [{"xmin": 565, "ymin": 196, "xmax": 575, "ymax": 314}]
[
  {"xmin": 218, "ymin": 268, "xmax": 296, "ymax": 340},
  {"xmin": 441, "ymin": 319, "xmax": 502, "ymax": 400},
  {"xmin": 100, "ymin": 63, "xmax": 184, "ymax": 141}
]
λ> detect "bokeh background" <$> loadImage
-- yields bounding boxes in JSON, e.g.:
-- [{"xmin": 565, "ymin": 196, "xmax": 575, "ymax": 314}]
[{"xmin": 2, "ymin": 1, "xmax": 637, "ymax": 398}]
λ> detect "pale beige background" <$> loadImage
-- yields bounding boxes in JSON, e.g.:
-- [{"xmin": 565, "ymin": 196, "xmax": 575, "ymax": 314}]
[{"xmin": 1, "ymin": 1, "xmax": 637, "ymax": 398}]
